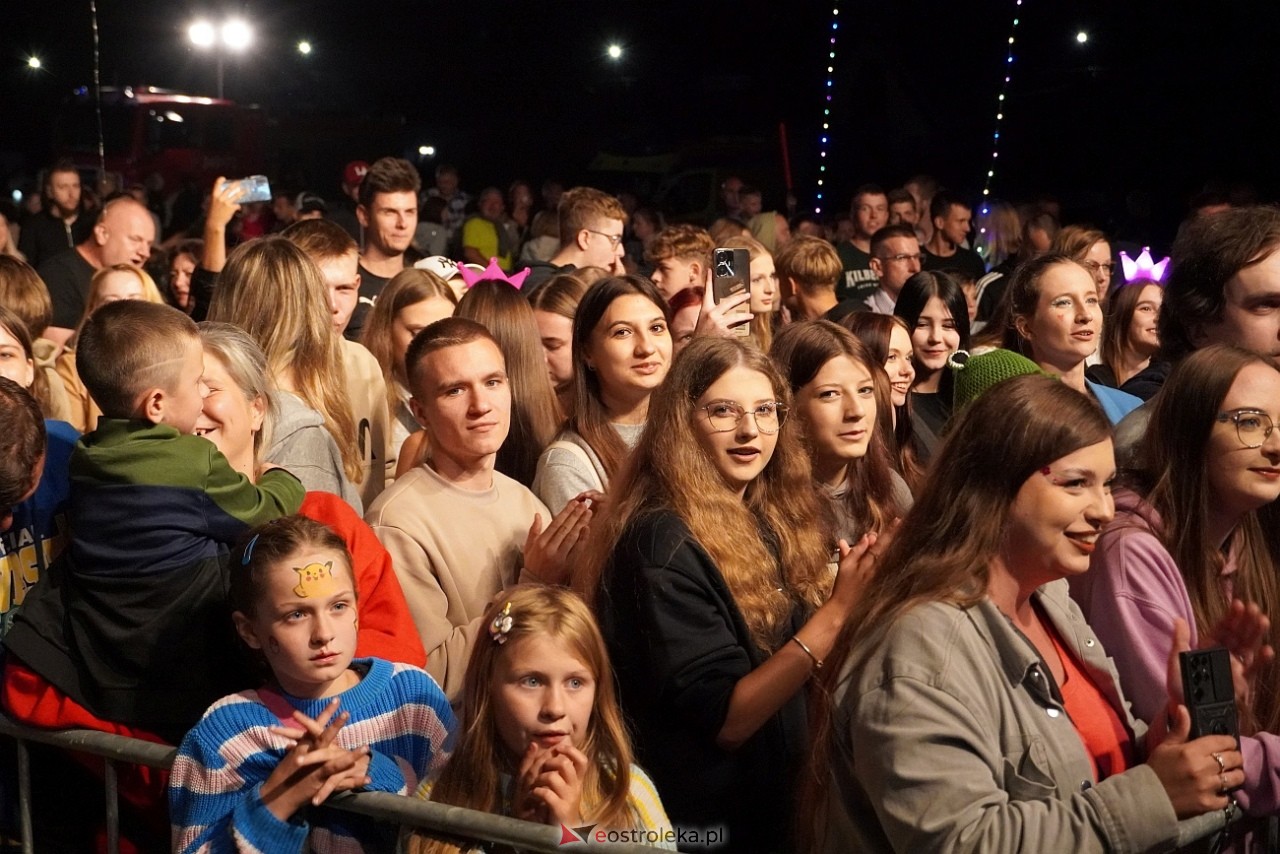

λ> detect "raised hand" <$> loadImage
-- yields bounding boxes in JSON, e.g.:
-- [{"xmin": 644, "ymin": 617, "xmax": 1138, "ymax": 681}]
[{"xmin": 523, "ymin": 497, "xmax": 593, "ymax": 586}]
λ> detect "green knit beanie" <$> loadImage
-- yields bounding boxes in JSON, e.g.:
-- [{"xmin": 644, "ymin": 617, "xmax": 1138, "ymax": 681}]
[{"xmin": 950, "ymin": 347, "xmax": 1052, "ymax": 411}]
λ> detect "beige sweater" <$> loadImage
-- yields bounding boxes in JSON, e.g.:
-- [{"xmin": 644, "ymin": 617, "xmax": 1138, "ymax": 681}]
[
  {"xmin": 365, "ymin": 462, "xmax": 549, "ymax": 698},
  {"xmin": 340, "ymin": 338, "xmax": 391, "ymax": 510}
]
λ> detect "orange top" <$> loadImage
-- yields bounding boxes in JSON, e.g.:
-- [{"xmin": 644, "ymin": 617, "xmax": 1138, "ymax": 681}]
[{"xmin": 1047, "ymin": 623, "xmax": 1135, "ymax": 781}]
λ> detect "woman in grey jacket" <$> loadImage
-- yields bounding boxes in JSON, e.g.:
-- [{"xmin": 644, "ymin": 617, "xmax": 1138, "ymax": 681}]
[{"xmin": 807, "ymin": 374, "xmax": 1253, "ymax": 853}]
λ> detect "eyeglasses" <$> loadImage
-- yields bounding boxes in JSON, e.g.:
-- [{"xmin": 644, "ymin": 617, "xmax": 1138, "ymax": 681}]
[
  {"xmin": 1081, "ymin": 260, "xmax": 1115, "ymax": 277},
  {"xmin": 1216, "ymin": 409, "xmax": 1277, "ymax": 448},
  {"xmin": 881, "ymin": 252, "xmax": 924, "ymax": 264},
  {"xmin": 699, "ymin": 400, "xmax": 787, "ymax": 434},
  {"xmin": 585, "ymin": 229, "xmax": 624, "ymax": 248}
]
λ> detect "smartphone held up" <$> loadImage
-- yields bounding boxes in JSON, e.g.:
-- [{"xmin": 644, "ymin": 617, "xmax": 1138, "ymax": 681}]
[{"xmin": 712, "ymin": 247, "xmax": 753, "ymax": 338}]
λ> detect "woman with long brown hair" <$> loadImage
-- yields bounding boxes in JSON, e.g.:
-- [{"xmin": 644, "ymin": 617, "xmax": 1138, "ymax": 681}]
[
  {"xmin": 361, "ymin": 268, "xmax": 457, "ymax": 473},
  {"xmin": 840, "ymin": 311, "xmax": 924, "ymax": 491},
  {"xmin": 455, "ymin": 279, "xmax": 563, "ymax": 487},
  {"xmin": 807, "ymin": 374, "xmax": 1252, "ymax": 852},
  {"xmin": 1073, "ymin": 345, "xmax": 1280, "ymax": 841},
  {"xmin": 533, "ymin": 275, "xmax": 672, "ymax": 513},
  {"xmin": 579, "ymin": 335, "xmax": 875, "ymax": 853},
  {"xmin": 771, "ymin": 320, "xmax": 908, "ymax": 546}
]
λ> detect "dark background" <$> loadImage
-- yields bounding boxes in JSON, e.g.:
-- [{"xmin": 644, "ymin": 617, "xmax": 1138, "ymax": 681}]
[{"xmin": 5, "ymin": 0, "xmax": 1280, "ymax": 242}]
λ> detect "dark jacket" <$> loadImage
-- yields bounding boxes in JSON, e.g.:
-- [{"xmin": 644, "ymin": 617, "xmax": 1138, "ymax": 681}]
[
  {"xmin": 599, "ymin": 509, "xmax": 807, "ymax": 853},
  {"xmin": 19, "ymin": 209, "xmax": 93, "ymax": 270},
  {"xmin": 4, "ymin": 420, "xmax": 304, "ymax": 741}
]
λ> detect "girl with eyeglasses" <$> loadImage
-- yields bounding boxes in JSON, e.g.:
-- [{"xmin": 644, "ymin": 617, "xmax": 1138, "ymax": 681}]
[
  {"xmin": 576, "ymin": 335, "xmax": 879, "ymax": 853},
  {"xmin": 1071, "ymin": 345, "xmax": 1280, "ymax": 846}
]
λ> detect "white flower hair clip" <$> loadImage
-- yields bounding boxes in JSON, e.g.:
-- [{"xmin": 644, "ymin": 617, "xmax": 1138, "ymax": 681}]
[{"xmin": 489, "ymin": 601, "xmax": 514, "ymax": 645}]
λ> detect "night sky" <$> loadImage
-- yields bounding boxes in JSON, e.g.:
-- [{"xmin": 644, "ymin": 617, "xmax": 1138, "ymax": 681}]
[{"xmin": 5, "ymin": 0, "xmax": 1280, "ymax": 241}]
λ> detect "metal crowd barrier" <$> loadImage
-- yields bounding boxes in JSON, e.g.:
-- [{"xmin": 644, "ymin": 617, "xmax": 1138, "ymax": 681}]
[{"xmin": 0, "ymin": 713, "xmax": 666, "ymax": 853}]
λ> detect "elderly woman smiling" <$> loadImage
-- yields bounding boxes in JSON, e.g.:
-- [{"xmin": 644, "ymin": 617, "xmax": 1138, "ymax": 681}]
[{"xmin": 195, "ymin": 321, "xmax": 425, "ymax": 667}]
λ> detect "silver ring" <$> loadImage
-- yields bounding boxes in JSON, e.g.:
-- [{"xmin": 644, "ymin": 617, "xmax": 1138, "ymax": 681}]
[
  {"xmin": 1213, "ymin": 752, "xmax": 1226, "ymax": 774},
  {"xmin": 1219, "ymin": 773, "xmax": 1228, "ymax": 795}
]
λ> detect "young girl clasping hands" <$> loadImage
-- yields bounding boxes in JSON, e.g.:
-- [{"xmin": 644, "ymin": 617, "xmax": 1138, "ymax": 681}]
[
  {"xmin": 409, "ymin": 585, "xmax": 674, "ymax": 852},
  {"xmin": 170, "ymin": 516, "xmax": 456, "ymax": 853}
]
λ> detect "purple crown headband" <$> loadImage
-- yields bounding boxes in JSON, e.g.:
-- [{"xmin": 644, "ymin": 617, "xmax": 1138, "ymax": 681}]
[{"xmin": 1118, "ymin": 247, "xmax": 1170, "ymax": 284}]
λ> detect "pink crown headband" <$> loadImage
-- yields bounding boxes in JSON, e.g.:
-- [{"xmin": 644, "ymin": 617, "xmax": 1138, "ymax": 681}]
[
  {"xmin": 456, "ymin": 258, "xmax": 531, "ymax": 290},
  {"xmin": 1118, "ymin": 247, "xmax": 1170, "ymax": 284}
]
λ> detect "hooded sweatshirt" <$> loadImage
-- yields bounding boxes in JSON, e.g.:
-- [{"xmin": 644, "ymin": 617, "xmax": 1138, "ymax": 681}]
[{"xmin": 264, "ymin": 391, "xmax": 361, "ymax": 514}]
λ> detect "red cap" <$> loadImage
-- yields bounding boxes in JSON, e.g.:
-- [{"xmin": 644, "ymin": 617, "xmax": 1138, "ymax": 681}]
[{"xmin": 342, "ymin": 160, "xmax": 369, "ymax": 187}]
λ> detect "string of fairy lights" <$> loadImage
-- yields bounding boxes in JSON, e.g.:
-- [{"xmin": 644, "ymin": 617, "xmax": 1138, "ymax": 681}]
[
  {"xmin": 979, "ymin": 0, "xmax": 1025, "ymax": 220},
  {"xmin": 813, "ymin": 3, "xmax": 839, "ymax": 215}
]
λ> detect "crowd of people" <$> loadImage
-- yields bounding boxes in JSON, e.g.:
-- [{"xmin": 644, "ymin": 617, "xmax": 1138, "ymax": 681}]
[{"xmin": 2, "ymin": 154, "xmax": 1280, "ymax": 853}]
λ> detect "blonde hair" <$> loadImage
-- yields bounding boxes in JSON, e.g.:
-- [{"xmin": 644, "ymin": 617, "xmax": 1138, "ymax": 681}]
[
  {"xmin": 578, "ymin": 336, "xmax": 831, "ymax": 652},
  {"xmin": 408, "ymin": 586, "xmax": 638, "ymax": 854},
  {"xmin": 774, "ymin": 235, "xmax": 841, "ymax": 295},
  {"xmin": 360, "ymin": 267, "xmax": 457, "ymax": 423},
  {"xmin": 0, "ymin": 256, "xmax": 52, "ymax": 338},
  {"xmin": 645, "ymin": 223, "xmax": 714, "ymax": 271},
  {"xmin": 78, "ymin": 263, "xmax": 165, "ymax": 336},
  {"xmin": 209, "ymin": 237, "xmax": 362, "ymax": 483},
  {"xmin": 722, "ymin": 234, "xmax": 775, "ymax": 351}
]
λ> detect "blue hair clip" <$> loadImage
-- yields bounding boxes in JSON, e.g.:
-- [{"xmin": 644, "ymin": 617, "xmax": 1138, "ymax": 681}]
[{"xmin": 241, "ymin": 534, "xmax": 260, "ymax": 566}]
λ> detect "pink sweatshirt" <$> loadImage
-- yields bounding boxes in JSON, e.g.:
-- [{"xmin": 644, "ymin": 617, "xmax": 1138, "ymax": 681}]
[{"xmin": 1069, "ymin": 487, "xmax": 1280, "ymax": 817}]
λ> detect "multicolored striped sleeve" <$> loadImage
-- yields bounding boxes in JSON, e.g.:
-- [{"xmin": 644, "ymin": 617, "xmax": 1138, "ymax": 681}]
[{"xmin": 168, "ymin": 696, "xmax": 308, "ymax": 854}]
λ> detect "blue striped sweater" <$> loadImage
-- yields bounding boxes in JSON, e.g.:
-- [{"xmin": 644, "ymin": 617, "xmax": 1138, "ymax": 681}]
[{"xmin": 169, "ymin": 658, "xmax": 455, "ymax": 853}]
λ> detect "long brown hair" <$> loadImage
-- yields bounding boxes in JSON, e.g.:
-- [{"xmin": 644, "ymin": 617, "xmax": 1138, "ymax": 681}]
[
  {"xmin": 408, "ymin": 586, "xmax": 637, "ymax": 854},
  {"xmin": 839, "ymin": 311, "xmax": 925, "ymax": 491},
  {"xmin": 770, "ymin": 320, "xmax": 902, "ymax": 541},
  {"xmin": 1099, "ymin": 277, "xmax": 1161, "ymax": 382},
  {"xmin": 456, "ymin": 280, "xmax": 563, "ymax": 486},
  {"xmin": 1131, "ymin": 345, "xmax": 1280, "ymax": 734},
  {"xmin": 801, "ymin": 375, "xmax": 1111, "ymax": 844},
  {"xmin": 360, "ymin": 267, "xmax": 456, "ymax": 422},
  {"xmin": 577, "ymin": 336, "xmax": 830, "ymax": 653},
  {"xmin": 568, "ymin": 276, "xmax": 672, "ymax": 483},
  {"xmin": 209, "ymin": 237, "xmax": 362, "ymax": 483}
]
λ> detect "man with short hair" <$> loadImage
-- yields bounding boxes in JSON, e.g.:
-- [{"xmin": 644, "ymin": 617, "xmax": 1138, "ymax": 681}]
[
  {"xmin": 887, "ymin": 188, "xmax": 918, "ymax": 227},
  {"xmin": 776, "ymin": 235, "xmax": 846, "ymax": 321},
  {"xmin": 284, "ymin": 218, "xmax": 392, "ymax": 507},
  {"xmin": 365, "ymin": 317, "xmax": 590, "ymax": 698},
  {"xmin": 38, "ymin": 196, "xmax": 155, "ymax": 346},
  {"xmin": 863, "ymin": 224, "xmax": 923, "ymax": 314},
  {"xmin": 720, "ymin": 175, "xmax": 744, "ymax": 219},
  {"xmin": 522, "ymin": 187, "xmax": 627, "ymax": 292},
  {"xmin": 647, "ymin": 223, "xmax": 715, "ymax": 300},
  {"xmin": 19, "ymin": 161, "xmax": 93, "ymax": 269},
  {"xmin": 425, "ymin": 164, "xmax": 470, "ymax": 249},
  {"xmin": 351, "ymin": 157, "xmax": 421, "ymax": 339},
  {"xmin": 922, "ymin": 191, "xmax": 986, "ymax": 282},
  {"xmin": 1115, "ymin": 206, "xmax": 1280, "ymax": 460},
  {"xmin": 837, "ymin": 184, "xmax": 888, "ymax": 301}
]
